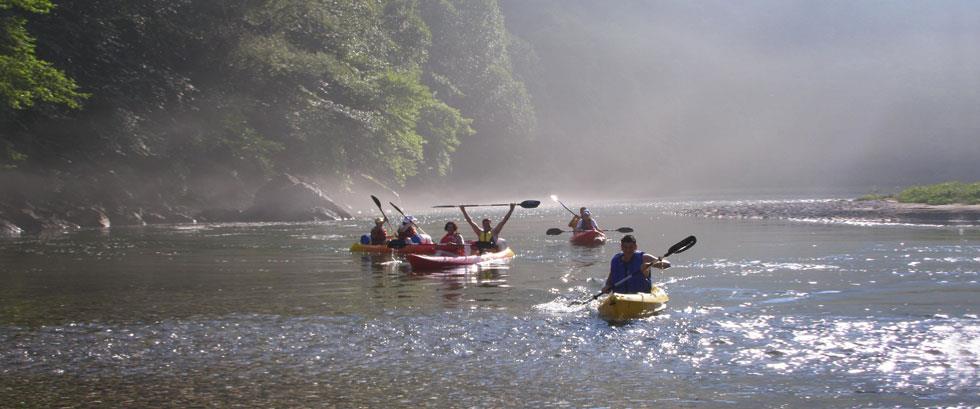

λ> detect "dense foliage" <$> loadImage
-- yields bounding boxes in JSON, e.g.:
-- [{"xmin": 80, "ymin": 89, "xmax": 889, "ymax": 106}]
[
  {"xmin": 896, "ymin": 181, "xmax": 980, "ymax": 205},
  {"xmin": 0, "ymin": 0, "xmax": 533, "ymax": 205},
  {"xmin": 858, "ymin": 181, "xmax": 980, "ymax": 205}
]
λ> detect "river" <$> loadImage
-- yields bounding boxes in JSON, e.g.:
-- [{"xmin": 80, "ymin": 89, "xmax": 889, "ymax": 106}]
[{"xmin": 1, "ymin": 200, "xmax": 977, "ymax": 407}]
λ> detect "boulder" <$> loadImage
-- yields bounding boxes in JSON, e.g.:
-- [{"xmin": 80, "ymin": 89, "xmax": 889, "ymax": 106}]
[
  {"xmin": 164, "ymin": 211, "xmax": 196, "ymax": 224},
  {"xmin": 243, "ymin": 173, "xmax": 353, "ymax": 221},
  {"xmin": 65, "ymin": 206, "xmax": 111, "ymax": 228},
  {"xmin": 141, "ymin": 212, "xmax": 168, "ymax": 224},
  {"xmin": 109, "ymin": 208, "xmax": 146, "ymax": 226},
  {"xmin": 8, "ymin": 208, "xmax": 78, "ymax": 232},
  {"xmin": 196, "ymin": 208, "xmax": 243, "ymax": 223},
  {"xmin": 0, "ymin": 219, "xmax": 21, "ymax": 237}
]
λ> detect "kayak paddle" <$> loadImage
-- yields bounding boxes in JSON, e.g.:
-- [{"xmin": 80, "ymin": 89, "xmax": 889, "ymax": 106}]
[
  {"xmin": 371, "ymin": 195, "xmax": 395, "ymax": 232},
  {"xmin": 546, "ymin": 227, "xmax": 634, "ymax": 235},
  {"xmin": 432, "ymin": 200, "xmax": 541, "ymax": 209},
  {"xmin": 569, "ymin": 235, "xmax": 697, "ymax": 305},
  {"xmin": 550, "ymin": 194, "xmax": 578, "ymax": 217},
  {"xmin": 389, "ymin": 201, "xmax": 429, "ymax": 236}
]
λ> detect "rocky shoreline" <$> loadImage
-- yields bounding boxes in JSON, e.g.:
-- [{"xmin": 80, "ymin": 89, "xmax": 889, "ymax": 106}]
[
  {"xmin": 674, "ymin": 199, "xmax": 980, "ymax": 226},
  {"xmin": 0, "ymin": 173, "xmax": 356, "ymax": 237}
]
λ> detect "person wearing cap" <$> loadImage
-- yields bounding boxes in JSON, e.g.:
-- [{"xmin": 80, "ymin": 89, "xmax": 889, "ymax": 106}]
[
  {"xmin": 460, "ymin": 203, "xmax": 516, "ymax": 253},
  {"xmin": 397, "ymin": 216, "xmax": 422, "ymax": 244},
  {"xmin": 574, "ymin": 207, "xmax": 599, "ymax": 233},
  {"xmin": 369, "ymin": 216, "xmax": 389, "ymax": 245},
  {"xmin": 602, "ymin": 235, "xmax": 670, "ymax": 294}
]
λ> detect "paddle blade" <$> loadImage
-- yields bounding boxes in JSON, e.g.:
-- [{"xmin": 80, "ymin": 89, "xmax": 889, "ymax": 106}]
[
  {"xmin": 616, "ymin": 227, "xmax": 634, "ymax": 233},
  {"xmin": 519, "ymin": 200, "xmax": 541, "ymax": 209},
  {"xmin": 550, "ymin": 194, "xmax": 559, "ymax": 202},
  {"xmin": 389, "ymin": 202, "xmax": 405, "ymax": 216},
  {"xmin": 663, "ymin": 235, "xmax": 697, "ymax": 258},
  {"xmin": 371, "ymin": 195, "xmax": 383, "ymax": 209},
  {"xmin": 546, "ymin": 228, "xmax": 565, "ymax": 235}
]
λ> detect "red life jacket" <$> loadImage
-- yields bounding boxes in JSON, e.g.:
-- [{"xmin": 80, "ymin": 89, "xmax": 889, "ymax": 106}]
[{"xmin": 440, "ymin": 232, "xmax": 465, "ymax": 255}]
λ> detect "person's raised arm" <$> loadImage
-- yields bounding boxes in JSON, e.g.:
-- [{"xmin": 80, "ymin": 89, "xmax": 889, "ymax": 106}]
[
  {"xmin": 460, "ymin": 206, "xmax": 481, "ymax": 236},
  {"xmin": 492, "ymin": 203, "xmax": 517, "ymax": 237}
]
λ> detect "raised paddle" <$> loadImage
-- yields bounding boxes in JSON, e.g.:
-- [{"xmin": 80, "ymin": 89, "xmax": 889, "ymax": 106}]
[
  {"xmin": 546, "ymin": 227, "xmax": 634, "ymax": 235},
  {"xmin": 550, "ymin": 194, "xmax": 578, "ymax": 217},
  {"xmin": 432, "ymin": 200, "xmax": 541, "ymax": 209},
  {"xmin": 570, "ymin": 235, "xmax": 697, "ymax": 305},
  {"xmin": 388, "ymin": 201, "xmax": 429, "ymax": 236},
  {"xmin": 370, "ymin": 195, "xmax": 395, "ymax": 232}
]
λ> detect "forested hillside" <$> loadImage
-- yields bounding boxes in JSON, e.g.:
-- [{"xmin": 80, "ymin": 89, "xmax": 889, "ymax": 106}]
[{"xmin": 0, "ymin": 0, "xmax": 534, "ymax": 227}]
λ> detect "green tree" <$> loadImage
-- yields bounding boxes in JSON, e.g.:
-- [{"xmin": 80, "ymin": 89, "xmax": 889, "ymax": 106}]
[
  {"xmin": 0, "ymin": 0, "xmax": 86, "ymax": 110},
  {"xmin": 419, "ymin": 0, "xmax": 535, "ymax": 181}
]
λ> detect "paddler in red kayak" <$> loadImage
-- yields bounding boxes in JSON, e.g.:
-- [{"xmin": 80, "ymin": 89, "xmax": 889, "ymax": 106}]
[
  {"xmin": 573, "ymin": 208, "xmax": 599, "ymax": 233},
  {"xmin": 602, "ymin": 235, "xmax": 670, "ymax": 294},
  {"xmin": 436, "ymin": 221, "xmax": 466, "ymax": 256},
  {"xmin": 460, "ymin": 203, "xmax": 516, "ymax": 253}
]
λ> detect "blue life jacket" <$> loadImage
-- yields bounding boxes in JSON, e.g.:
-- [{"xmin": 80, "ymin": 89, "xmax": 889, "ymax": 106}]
[{"xmin": 607, "ymin": 251, "xmax": 651, "ymax": 294}]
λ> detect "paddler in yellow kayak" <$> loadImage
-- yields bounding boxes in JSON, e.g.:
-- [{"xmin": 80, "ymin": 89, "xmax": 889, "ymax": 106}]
[
  {"xmin": 369, "ymin": 217, "xmax": 389, "ymax": 244},
  {"xmin": 460, "ymin": 203, "xmax": 516, "ymax": 253},
  {"xmin": 602, "ymin": 235, "xmax": 670, "ymax": 294}
]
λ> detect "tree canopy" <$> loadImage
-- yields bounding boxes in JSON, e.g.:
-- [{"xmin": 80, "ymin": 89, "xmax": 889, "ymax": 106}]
[{"xmin": 0, "ymin": 0, "xmax": 532, "ymax": 201}]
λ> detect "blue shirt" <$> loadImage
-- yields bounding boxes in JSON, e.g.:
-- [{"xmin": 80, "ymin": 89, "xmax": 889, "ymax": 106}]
[{"xmin": 606, "ymin": 251, "xmax": 651, "ymax": 294}]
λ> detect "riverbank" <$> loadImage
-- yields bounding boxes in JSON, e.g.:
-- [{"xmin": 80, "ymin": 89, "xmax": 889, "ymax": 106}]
[
  {"xmin": 675, "ymin": 198, "xmax": 980, "ymax": 226},
  {"xmin": 0, "ymin": 170, "xmax": 367, "ymax": 237},
  {"xmin": 859, "ymin": 181, "xmax": 980, "ymax": 205}
]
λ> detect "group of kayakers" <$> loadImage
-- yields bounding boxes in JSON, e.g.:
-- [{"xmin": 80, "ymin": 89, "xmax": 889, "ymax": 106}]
[
  {"xmin": 366, "ymin": 204, "xmax": 517, "ymax": 256},
  {"xmin": 362, "ymin": 202, "xmax": 671, "ymax": 297}
]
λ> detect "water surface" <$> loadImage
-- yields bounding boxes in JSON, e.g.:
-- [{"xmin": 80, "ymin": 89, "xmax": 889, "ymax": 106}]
[{"xmin": 1, "ymin": 201, "xmax": 977, "ymax": 407}]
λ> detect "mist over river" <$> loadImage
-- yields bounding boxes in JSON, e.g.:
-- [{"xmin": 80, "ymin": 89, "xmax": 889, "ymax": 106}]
[{"xmin": 1, "ymin": 199, "xmax": 977, "ymax": 407}]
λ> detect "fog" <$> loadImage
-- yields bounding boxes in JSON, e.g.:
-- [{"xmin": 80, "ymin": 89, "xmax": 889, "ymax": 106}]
[{"xmin": 483, "ymin": 0, "xmax": 980, "ymax": 198}]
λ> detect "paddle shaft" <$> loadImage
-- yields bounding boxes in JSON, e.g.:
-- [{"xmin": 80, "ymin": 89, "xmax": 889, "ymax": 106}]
[
  {"xmin": 433, "ymin": 203, "xmax": 512, "ymax": 208},
  {"xmin": 546, "ymin": 227, "xmax": 632, "ymax": 235},
  {"xmin": 432, "ymin": 200, "xmax": 540, "ymax": 209},
  {"xmin": 371, "ymin": 195, "xmax": 395, "ymax": 232},
  {"xmin": 389, "ymin": 202, "xmax": 428, "ymax": 236},
  {"xmin": 556, "ymin": 200, "xmax": 577, "ymax": 217}
]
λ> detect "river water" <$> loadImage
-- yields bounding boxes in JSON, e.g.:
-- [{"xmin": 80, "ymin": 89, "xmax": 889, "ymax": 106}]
[{"xmin": 1, "ymin": 200, "xmax": 977, "ymax": 407}]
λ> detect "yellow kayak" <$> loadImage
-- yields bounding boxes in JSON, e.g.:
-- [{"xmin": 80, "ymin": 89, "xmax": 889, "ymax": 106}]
[{"xmin": 597, "ymin": 286, "xmax": 669, "ymax": 322}]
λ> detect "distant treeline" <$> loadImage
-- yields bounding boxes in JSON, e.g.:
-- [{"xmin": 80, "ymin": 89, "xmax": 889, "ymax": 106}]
[
  {"xmin": 0, "ymin": 0, "xmax": 534, "ymax": 204},
  {"xmin": 859, "ymin": 181, "xmax": 980, "ymax": 205}
]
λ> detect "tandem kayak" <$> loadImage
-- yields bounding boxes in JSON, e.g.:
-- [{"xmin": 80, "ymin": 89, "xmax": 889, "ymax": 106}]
[
  {"xmin": 349, "ymin": 242, "xmax": 438, "ymax": 255},
  {"xmin": 407, "ymin": 247, "xmax": 516, "ymax": 270},
  {"xmin": 597, "ymin": 286, "xmax": 669, "ymax": 322},
  {"xmin": 569, "ymin": 230, "xmax": 606, "ymax": 246}
]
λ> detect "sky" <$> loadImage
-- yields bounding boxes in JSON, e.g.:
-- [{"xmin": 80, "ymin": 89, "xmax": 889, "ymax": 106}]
[{"xmin": 496, "ymin": 0, "xmax": 980, "ymax": 197}]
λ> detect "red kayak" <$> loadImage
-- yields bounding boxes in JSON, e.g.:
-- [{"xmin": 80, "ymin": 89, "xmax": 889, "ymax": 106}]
[
  {"xmin": 407, "ymin": 247, "xmax": 516, "ymax": 270},
  {"xmin": 349, "ymin": 242, "xmax": 437, "ymax": 254},
  {"xmin": 569, "ymin": 230, "xmax": 606, "ymax": 246}
]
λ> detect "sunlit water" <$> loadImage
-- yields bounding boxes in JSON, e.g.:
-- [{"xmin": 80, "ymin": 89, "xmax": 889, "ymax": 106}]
[{"xmin": 1, "ymin": 201, "xmax": 977, "ymax": 407}]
